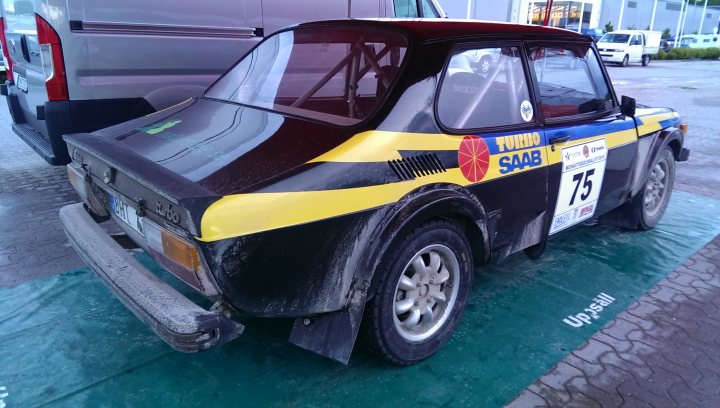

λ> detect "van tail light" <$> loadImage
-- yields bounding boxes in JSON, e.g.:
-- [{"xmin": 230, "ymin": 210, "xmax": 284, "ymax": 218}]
[
  {"xmin": 35, "ymin": 14, "xmax": 68, "ymax": 101},
  {"xmin": 0, "ymin": 18, "xmax": 13, "ymax": 81}
]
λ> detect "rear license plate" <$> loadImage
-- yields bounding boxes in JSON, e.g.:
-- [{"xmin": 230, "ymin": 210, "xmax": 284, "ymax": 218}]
[
  {"xmin": 108, "ymin": 193, "xmax": 144, "ymax": 236},
  {"xmin": 16, "ymin": 75, "xmax": 28, "ymax": 92}
]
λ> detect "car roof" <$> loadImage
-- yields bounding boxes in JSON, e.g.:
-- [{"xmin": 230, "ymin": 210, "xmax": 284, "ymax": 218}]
[{"xmin": 296, "ymin": 19, "xmax": 586, "ymax": 43}]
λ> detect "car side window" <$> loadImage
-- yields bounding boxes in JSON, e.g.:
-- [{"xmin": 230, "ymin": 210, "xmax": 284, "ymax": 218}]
[
  {"xmin": 529, "ymin": 45, "xmax": 613, "ymax": 120},
  {"xmin": 438, "ymin": 47, "xmax": 533, "ymax": 130},
  {"xmin": 394, "ymin": 0, "xmax": 419, "ymax": 17}
]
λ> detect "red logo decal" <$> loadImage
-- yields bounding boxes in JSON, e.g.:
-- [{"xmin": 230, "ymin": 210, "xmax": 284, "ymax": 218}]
[{"xmin": 458, "ymin": 136, "xmax": 490, "ymax": 182}]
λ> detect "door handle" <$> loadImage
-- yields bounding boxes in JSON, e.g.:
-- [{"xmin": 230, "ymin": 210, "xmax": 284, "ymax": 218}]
[{"xmin": 549, "ymin": 134, "xmax": 571, "ymax": 151}]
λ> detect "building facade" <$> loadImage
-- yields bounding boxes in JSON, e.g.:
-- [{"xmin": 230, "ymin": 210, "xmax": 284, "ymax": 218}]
[{"xmin": 438, "ymin": 0, "xmax": 720, "ymax": 35}]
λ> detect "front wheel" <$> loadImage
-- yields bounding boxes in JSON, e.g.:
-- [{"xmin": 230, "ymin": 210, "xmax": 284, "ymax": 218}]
[
  {"xmin": 620, "ymin": 55, "xmax": 629, "ymax": 67},
  {"xmin": 362, "ymin": 220, "xmax": 473, "ymax": 365},
  {"xmin": 626, "ymin": 147, "xmax": 676, "ymax": 230}
]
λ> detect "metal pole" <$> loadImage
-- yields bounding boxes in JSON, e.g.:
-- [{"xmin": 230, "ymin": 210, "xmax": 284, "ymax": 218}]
[
  {"xmin": 674, "ymin": 0, "xmax": 686, "ymax": 43},
  {"xmin": 698, "ymin": 0, "xmax": 708, "ymax": 34},
  {"xmin": 466, "ymin": 0, "xmax": 472, "ymax": 19},
  {"xmin": 618, "ymin": 0, "xmax": 626, "ymax": 30},
  {"xmin": 578, "ymin": 1, "xmax": 585, "ymax": 32},
  {"xmin": 650, "ymin": 0, "xmax": 658, "ymax": 30},
  {"xmin": 680, "ymin": 0, "xmax": 690, "ymax": 37},
  {"xmin": 543, "ymin": 0, "xmax": 554, "ymax": 26}
]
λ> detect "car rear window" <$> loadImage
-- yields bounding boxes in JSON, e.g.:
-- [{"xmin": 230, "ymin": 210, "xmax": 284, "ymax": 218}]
[{"xmin": 205, "ymin": 26, "xmax": 408, "ymax": 126}]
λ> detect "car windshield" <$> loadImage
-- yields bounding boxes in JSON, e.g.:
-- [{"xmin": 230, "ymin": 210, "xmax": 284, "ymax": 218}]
[
  {"xmin": 205, "ymin": 26, "xmax": 408, "ymax": 126},
  {"xmin": 600, "ymin": 33, "xmax": 630, "ymax": 43}
]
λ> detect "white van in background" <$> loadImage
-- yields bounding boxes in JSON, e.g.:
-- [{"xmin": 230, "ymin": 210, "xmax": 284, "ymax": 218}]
[
  {"xmin": 678, "ymin": 34, "xmax": 720, "ymax": 49},
  {"xmin": 0, "ymin": 0, "xmax": 445, "ymax": 165},
  {"xmin": 596, "ymin": 30, "xmax": 661, "ymax": 67}
]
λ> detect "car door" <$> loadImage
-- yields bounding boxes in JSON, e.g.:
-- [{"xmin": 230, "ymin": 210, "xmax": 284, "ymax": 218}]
[
  {"xmin": 436, "ymin": 44, "xmax": 549, "ymax": 254},
  {"xmin": 527, "ymin": 42, "xmax": 637, "ymax": 235}
]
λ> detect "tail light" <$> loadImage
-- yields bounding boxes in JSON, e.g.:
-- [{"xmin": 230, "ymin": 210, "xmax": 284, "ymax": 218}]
[
  {"xmin": 35, "ymin": 14, "xmax": 68, "ymax": 101},
  {"xmin": 143, "ymin": 219, "xmax": 218, "ymax": 295},
  {"xmin": 0, "ymin": 18, "xmax": 13, "ymax": 81}
]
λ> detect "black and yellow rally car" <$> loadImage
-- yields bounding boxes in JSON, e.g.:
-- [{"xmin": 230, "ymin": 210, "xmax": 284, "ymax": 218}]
[{"xmin": 60, "ymin": 19, "xmax": 689, "ymax": 365}]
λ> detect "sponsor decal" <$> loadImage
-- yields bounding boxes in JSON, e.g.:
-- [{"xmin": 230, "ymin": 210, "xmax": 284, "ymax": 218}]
[
  {"xmin": 458, "ymin": 136, "xmax": 490, "ymax": 182},
  {"xmin": 520, "ymin": 100, "xmax": 534, "ymax": 122},
  {"xmin": 563, "ymin": 293, "xmax": 616, "ymax": 328},
  {"xmin": 495, "ymin": 132, "xmax": 542, "ymax": 153},
  {"xmin": 499, "ymin": 149, "xmax": 543, "ymax": 174},
  {"xmin": 139, "ymin": 120, "xmax": 182, "ymax": 135},
  {"xmin": 550, "ymin": 139, "xmax": 607, "ymax": 234},
  {"xmin": 578, "ymin": 203, "xmax": 594, "ymax": 217}
]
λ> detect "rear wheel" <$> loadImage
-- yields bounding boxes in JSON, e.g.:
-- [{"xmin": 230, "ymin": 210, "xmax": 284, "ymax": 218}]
[
  {"xmin": 363, "ymin": 220, "xmax": 473, "ymax": 365},
  {"xmin": 642, "ymin": 54, "xmax": 650, "ymax": 66},
  {"xmin": 620, "ymin": 55, "xmax": 629, "ymax": 67}
]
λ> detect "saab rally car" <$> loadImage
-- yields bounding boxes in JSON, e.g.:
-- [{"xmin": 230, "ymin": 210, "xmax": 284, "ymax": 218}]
[{"xmin": 60, "ymin": 19, "xmax": 689, "ymax": 365}]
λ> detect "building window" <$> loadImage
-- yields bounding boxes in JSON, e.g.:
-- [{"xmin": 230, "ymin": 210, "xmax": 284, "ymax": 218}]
[
  {"xmin": 666, "ymin": 2, "xmax": 682, "ymax": 11},
  {"xmin": 628, "ymin": 1, "xmax": 637, "ymax": 8}
]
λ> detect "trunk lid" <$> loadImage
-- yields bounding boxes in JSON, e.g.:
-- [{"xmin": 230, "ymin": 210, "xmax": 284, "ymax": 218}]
[{"xmin": 66, "ymin": 97, "xmax": 354, "ymax": 199}]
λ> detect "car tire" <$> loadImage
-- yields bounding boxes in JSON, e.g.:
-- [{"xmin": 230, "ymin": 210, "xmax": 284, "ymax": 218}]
[
  {"xmin": 620, "ymin": 55, "xmax": 629, "ymax": 67},
  {"xmin": 632, "ymin": 147, "xmax": 676, "ymax": 230},
  {"xmin": 642, "ymin": 55, "xmax": 650, "ymax": 66},
  {"xmin": 362, "ymin": 220, "xmax": 473, "ymax": 365},
  {"xmin": 479, "ymin": 55, "xmax": 491, "ymax": 74}
]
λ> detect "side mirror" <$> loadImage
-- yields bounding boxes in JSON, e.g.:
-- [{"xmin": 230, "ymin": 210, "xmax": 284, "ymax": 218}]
[{"xmin": 621, "ymin": 95, "xmax": 636, "ymax": 117}]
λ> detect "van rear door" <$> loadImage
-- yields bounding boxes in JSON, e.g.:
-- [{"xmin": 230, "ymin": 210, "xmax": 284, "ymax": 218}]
[{"xmin": 4, "ymin": 0, "xmax": 50, "ymax": 129}]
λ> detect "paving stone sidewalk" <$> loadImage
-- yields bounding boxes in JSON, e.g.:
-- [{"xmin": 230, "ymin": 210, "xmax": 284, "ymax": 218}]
[
  {"xmin": 507, "ymin": 235, "xmax": 720, "ymax": 408},
  {"xmin": 0, "ymin": 131, "xmax": 82, "ymax": 287}
]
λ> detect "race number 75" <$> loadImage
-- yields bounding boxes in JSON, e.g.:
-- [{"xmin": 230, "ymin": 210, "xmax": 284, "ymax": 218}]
[{"xmin": 570, "ymin": 169, "xmax": 595, "ymax": 206}]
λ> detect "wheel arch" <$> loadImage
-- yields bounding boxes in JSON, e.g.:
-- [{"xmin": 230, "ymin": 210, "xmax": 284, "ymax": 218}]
[
  {"xmin": 631, "ymin": 127, "xmax": 684, "ymax": 196},
  {"xmin": 356, "ymin": 183, "xmax": 490, "ymax": 301}
]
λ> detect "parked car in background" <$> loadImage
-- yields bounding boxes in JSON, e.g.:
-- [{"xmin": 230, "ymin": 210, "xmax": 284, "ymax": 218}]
[
  {"xmin": 597, "ymin": 30, "xmax": 661, "ymax": 66},
  {"xmin": 60, "ymin": 19, "xmax": 689, "ymax": 366},
  {"xmin": 678, "ymin": 33, "xmax": 720, "ymax": 48},
  {"xmin": 581, "ymin": 28, "xmax": 604, "ymax": 42},
  {"xmin": 0, "ymin": 0, "xmax": 445, "ymax": 165}
]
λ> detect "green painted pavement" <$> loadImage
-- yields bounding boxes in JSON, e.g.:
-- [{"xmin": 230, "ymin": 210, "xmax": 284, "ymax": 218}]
[{"xmin": 1, "ymin": 190, "xmax": 719, "ymax": 407}]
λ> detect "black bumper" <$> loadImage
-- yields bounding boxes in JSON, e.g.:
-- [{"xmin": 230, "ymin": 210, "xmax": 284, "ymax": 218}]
[
  {"xmin": 59, "ymin": 203, "xmax": 244, "ymax": 352},
  {"xmin": 4, "ymin": 80, "xmax": 154, "ymax": 165}
]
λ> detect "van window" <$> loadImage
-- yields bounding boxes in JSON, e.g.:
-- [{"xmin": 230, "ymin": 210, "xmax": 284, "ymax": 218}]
[
  {"xmin": 529, "ymin": 46, "xmax": 613, "ymax": 119},
  {"xmin": 437, "ymin": 46, "xmax": 533, "ymax": 130},
  {"xmin": 394, "ymin": 0, "xmax": 419, "ymax": 17},
  {"xmin": 205, "ymin": 27, "xmax": 408, "ymax": 126},
  {"xmin": 601, "ymin": 33, "xmax": 630, "ymax": 43}
]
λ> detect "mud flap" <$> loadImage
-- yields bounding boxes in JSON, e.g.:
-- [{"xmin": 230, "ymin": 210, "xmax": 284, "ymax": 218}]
[{"xmin": 288, "ymin": 290, "xmax": 367, "ymax": 365}]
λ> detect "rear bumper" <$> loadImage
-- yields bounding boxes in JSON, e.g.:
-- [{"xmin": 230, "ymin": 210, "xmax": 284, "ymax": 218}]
[
  {"xmin": 3, "ymin": 79, "xmax": 155, "ymax": 165},
  {"xmin": 59, "ymin": 203, "xmax": 244, "ymax": 352}
]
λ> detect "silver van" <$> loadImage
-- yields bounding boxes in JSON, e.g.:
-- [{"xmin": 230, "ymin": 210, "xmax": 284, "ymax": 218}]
[{"xmin": 0, "ymin": 0, "xmax": 445, "ymax": 164}]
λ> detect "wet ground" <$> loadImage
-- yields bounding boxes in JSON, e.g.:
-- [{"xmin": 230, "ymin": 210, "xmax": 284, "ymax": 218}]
[{"xmin": 606, "ymin": 60, "xmax": 720, "ymax": 200}]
